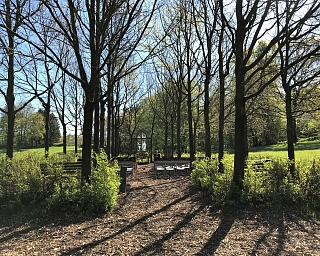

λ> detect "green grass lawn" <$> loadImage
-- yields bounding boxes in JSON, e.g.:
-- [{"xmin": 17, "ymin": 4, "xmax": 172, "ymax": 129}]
[
  {"xmin": 0, "ymin": 145, "xmax": 81, "ymax": 156},
  {"xmin": 248, "ymin": 138, "xmax": 320, "ymax": 160},
  {"xmin": 1, "ymin": 138, "xmax": 320, "ymax": 161}
]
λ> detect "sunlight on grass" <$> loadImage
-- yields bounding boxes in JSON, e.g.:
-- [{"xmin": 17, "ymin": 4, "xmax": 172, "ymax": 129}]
[
  {"xmin": 0, "ymin": 145, "xmax": 81, "ymax": 156},
  {"xmin": 21, "ymin": 145, "xmax": 80, "ymax": 154},
  {"xmin": 1, "ymin": 138, "xmax": 320, "ymax": 161},
  {"xmin": 249, "ymin": 139, "xmax": 320, "ymax": 160}
]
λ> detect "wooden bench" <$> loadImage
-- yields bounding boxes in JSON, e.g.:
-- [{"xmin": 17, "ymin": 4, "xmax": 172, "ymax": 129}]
[
  {"xmin": 117, "ymin": 161, "xmax": 137, "ymax": 177},
  {"xmin": 40, "ymin": 162, "xmax": 82, "ymax": 194},
  {"xmin": 40, "ymin": 161, "xmax": 82, "ymax": 176},
  {"xmin": 41, "ymin": 160, "xmax": 135, "ymax": 193},
  {"xmin": 244, "ymin": 159, "xmax": 272, "ymax": 171}
]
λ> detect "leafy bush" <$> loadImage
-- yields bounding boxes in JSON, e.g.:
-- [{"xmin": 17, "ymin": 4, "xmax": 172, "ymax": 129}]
[
  {"xmin": 191, "ymin": 158, "xmax": 233, "ymax": 204},
  {"xmin": 191, "ymin": 156, "xmax": 320, "ymax": 213},
  {"xmin": 0, "ymin": 151, "xmax": 120, "ymax": 216},
  {"xmin": 0, "ymin": 153, "xmax": 44, "ymax": 204},
  {"xmin": 47, "ymin": 151, "xmax": 120, "ymax": 215}
]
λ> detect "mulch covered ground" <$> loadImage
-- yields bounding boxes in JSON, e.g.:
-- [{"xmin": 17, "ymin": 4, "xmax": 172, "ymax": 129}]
[{"xmin": 0, "ymin": 163, "xmax": 319, "ymax": 255}]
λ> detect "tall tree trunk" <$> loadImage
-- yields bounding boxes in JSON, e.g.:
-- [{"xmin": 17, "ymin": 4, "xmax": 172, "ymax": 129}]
[
  {"xmin": 164, "ymin": 122, "xmax": 169, "ymax": 149},
  {"xmin": 112, "ymin": 105, "xmax": 116, "ymax": 157},
  {"xmin": 218, "ymin": 17, "xmax": 225, "ymax": 172},
  {"xmin": 106, "ymin": 92, "xmax": 112, "ymax": 159},
  {"xmin": 232, "ymin": 0, "xmax": 246, "ymax": 196},
  {"xmin": 116, "ymin": 105, "xmax": 122, "ymax": 157},
  {"xmin": 285, "ymin": 87, "xmax": 295, "ymax": 175},
  {"xmin": 44, "ymin": 99, "xmax": 50, "ymax": 158},
  {"xmin": 187, "ymin": 90, "xmax": 195, "ymax": 163},
  {"xmin": 176, "ymin": 91, "xmax": 182, "ymax": 159},
  {"xmin": 6, "ymin": 32, "xmax": 15, "ymax": 159},
  {"xmin": 193, "ymin": 120, "xmax": 197, "ymax": 156},
  {"xmin": 150, "ymin": 113, "xmax": 156, "ymax": 162},
  {"xmin": 99, "ymin": 100, "xmax": 106, "ymax": 149},
  {"xmin": 204, "ymin": 57, "xmax": 211, "ymax": 158},
  {"xmin": 74, "ymin": 129, "xmax": 78, "ymax": 154},
  {"xmin": 63, "ymin": 123, "xmax": 67, "ymax": 154},
  {"xmin": 218, "ymin": 81, "xmax": 225, "ymax": 172},
  {"xmin": 233, "ymin": 96, "xmax": 246, "ymax": 194},
  {"xmin": 93, "ymin": 101, "xmax": 100, "ymax": 153},
  {"xmin": 280, "ymin": 0, "xmax": 295, "ymax": 176},
  {"xmin": 244, "ymin": 115, "xmax": 249, "ymax": 159},
  {"xmin": 82, "ymin": 100, "xmax": 95, "ymax": 183},
  {"xmin": 171, "ymin": 121, "xmax": 174, "ymax": 159},
  {"xmin": 74, "ymin": 85, "xmax": 79, "ymax": 154}
]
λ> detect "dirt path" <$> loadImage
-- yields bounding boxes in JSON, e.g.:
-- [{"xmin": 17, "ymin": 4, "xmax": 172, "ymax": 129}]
[{"xmin": 0, "ymin": 164, "xmax": 319, "ymax": 255}]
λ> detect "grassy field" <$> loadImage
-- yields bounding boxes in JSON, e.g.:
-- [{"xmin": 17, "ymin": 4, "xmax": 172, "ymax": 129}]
[
  {"xmin": 206, "ymin": 138, "xmax": 320, "ymax": 162},
  {"xmin": 248, "ymin": 138, "xmax": 320, "ymax": 160},
  {"xmin": 1, "ymin": 138, "xmax": 320, "ymax": 161},
  {"xmin": 0, "ymin": 145, "xmax": 81, "ymax": 156}
]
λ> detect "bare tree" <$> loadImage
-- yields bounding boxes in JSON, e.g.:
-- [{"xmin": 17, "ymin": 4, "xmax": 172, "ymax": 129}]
[
  {"xmin": 19, "ymin": 0, "xmax": 158, "ymax": 182},
  {"xmin": 225, "ymin": 0, "xmax": 320, "ymax": 197},
  {"xmin": 153, "ymin": 0, "xmax": 201, "ymax": 162},
  {"xmin": 276, "ymin": 0, "xmax": 320, "ymax": 175},
  {"xmin": 0, "ymin": 0, "xmax": 40, "ymax": 158},
  {"xmin": 191, "ymin": 0, "xmax": 219, "ymax": 158}
]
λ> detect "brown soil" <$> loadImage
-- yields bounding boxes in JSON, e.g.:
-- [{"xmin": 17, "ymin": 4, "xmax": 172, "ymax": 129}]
[{"xmin": 0, "ymin": 164, "xmax": 319, "ymax": 255}]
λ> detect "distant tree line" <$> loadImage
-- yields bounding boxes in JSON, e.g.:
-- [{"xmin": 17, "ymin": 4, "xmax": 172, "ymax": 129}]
[{"xmin": 0, "ymin": 106, "xmax": 60, "ymax": 148}]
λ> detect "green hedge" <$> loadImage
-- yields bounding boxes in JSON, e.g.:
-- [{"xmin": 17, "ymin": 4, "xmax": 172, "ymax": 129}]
[{"xmin": 191, "ymin": 157, "xmax": 320, "ymax": 215}]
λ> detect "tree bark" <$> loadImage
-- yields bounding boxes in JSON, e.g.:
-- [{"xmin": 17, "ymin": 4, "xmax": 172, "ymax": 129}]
[
  {"xmin": 6, "ymin": 25, "xmax": 15, "ymax": 159},
  {"xmin": 106, "ymin": 90, "xmax": 112, "ymax": 159},
  {"xmin": 204, "ymin": 69, "xmax": 211, "ymax": 158},
  {"xmin": 285, "ymin": 86, "xmax": 295, "ymax": 175},
  {"xmin": 62, "ymin": 123, "xmax": 67, "ymax": 154},
  {"xmin": 218, "ymin": 15, "xmax": 225, "ymax": 171},
  {"xmin": 187, "ymin": 89, "xmax": 195, "ymax": 162},
  {"xmin": 44, "ymin": 101, "xmax": 50, "ymax": 157},
  {"xmin": 82, "ymin": 99, "xmax": 95, "ymax": 183},
  {"xmin": 232, "ymin": 0, "xmax": 246, "ymax": 196},
  {"xmin": 176, "ymin": 90, "xmax": 182, "ymax": 159},
  {"xmin": 93, "ymin": 101, "xmax": 100, "ymax": 154},
  {"xmin": 99, "ymin": 100, "xmax": 106, "ymax": 149}
]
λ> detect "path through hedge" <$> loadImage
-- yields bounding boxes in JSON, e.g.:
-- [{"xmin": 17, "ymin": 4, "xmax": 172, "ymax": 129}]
[{"xmin": 0, "ymin": 164, "xmax": 319, "ymax": 255}]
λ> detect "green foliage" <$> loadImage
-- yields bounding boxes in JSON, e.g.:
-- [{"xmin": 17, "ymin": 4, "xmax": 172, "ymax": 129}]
[
  {"xmin": 0, "ymin": 153, "xmax": 45, "ymax": 209},
  {"xmin": 191, "ymin": 157, "xmax": 320, "ymax": 215},
  {"xmin": 38, "ymin": 109, "xmax": 61, "ymax": 145},
  {"xmin": 191, "ymin": 158, "xmax": 233, "ymax": 204},
  {"xmin": 0, "ymin": 151, "xmax": 120, "ymax": 216},
  {"xmin": 0, "ymin": 105, "xmax": 46, "ymax": 148},
  {"xmin": 47, "ymin": 151, "xmax": 120, "ymax": 215}
]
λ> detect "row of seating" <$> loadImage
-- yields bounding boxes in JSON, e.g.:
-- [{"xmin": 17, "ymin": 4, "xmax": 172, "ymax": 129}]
[{"xmin": 154, "ymin": 163, "xmax": 190, "ymax": 177}]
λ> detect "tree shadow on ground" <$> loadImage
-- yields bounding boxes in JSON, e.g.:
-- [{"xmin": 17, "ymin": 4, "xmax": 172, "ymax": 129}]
[
  {"xmin": 249, "ymin": 207, "xmax": 319, "ymax": 255},
  {"xmin": 194, "ymin": 206, "xmax": 236, "ymax": 255},
  {"xmin": 59, "ymin": 192, "xmax": 197, "ymax": 255},
  {"xmin": 0, "ymin": 209, "xmax": 95, "ymax": 246},
  {"xmin": 249, "ymin": 209, "xmax": 285, "ymax": 256},
  {"xmin": 132, "ymin": 203, "xmax": 207, "ymax": 255}
]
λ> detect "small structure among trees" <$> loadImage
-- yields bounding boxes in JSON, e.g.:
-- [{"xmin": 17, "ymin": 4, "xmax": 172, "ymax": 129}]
[{"xmin": 134, "ymin": 132, "xmax": 152, "ymax": 163}]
